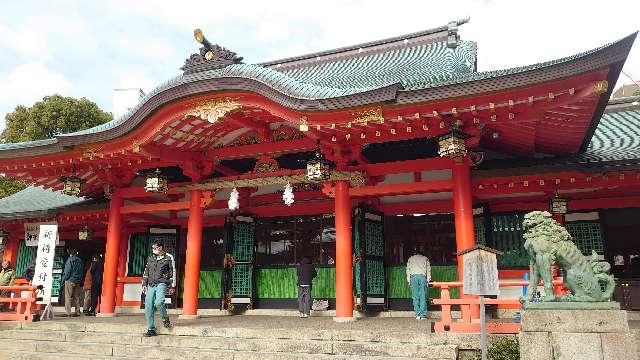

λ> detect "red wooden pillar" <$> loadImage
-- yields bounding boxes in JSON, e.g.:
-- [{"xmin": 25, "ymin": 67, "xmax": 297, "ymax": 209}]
[
  {"xmin": 2, "ymin": 228, "xmax": 19, "ymax": 265},
  {"xmin": 452, "ymin": 160, "xmax": 480, "ymax": 319},
  {"xmin": 181, "ymin": 190, "xmax": 203, "ymax": 317},
  {"xmin": 115, "ymin": 230, "xmax": 129, "ymax": 307},
  {"xmin": 100, "ymin": 193, "xmax": 123, "ymax": 315},
  {"xmin": 334, "ymin": 180, "xmax": 353, "ymax": 321},
  {"xmin": 552, "ymin": 214, "xmax": 564, "ymax": 225}
]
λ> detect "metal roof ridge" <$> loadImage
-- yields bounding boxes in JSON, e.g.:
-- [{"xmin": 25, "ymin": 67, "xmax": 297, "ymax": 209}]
[
  {"xmin": 607, "ymin": 95, "xmax": 640, "ymax": 105},
  {"xmin": 258, "ymin": 17, "xmax": 469, "ymax": 67}
]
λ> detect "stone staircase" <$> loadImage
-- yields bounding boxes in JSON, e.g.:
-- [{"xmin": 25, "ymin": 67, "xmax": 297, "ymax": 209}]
[{"xmin": 0, "ymin": 316, "xmax": 493, "ymax": 360}]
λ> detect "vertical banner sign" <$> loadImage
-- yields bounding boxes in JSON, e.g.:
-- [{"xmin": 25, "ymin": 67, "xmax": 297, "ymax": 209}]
[
  {"xmin": 33, "ymin": 224, "xmax": 58, "ymax": 304},
  {"xmin": 25, "ymin": 222, "xmax": 59, "ymax": 247}
]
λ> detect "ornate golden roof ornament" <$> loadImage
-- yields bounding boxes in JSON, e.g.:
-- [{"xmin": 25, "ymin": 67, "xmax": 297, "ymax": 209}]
[
  {"xmin": 185, "ymin": 98, "xmax": 242, "ymax": 124},
  {"xmin": 81, "ymin": 147, "xmax": 102, "ymax": 160},
  {"xmin": 592, "ymin": 80, "xmax": 609, "ymax": 96},
  {"xmin": 352, "ymin": 108, "xmax": 383, "ymax": 125},
  {"xmin": 132, "ymin": 140, "xmax": 141, "ymax": 153}
]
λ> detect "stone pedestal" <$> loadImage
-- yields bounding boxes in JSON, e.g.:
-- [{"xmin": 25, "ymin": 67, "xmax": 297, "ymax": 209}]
[{"xmin": 519, "ymin": 303, "xmax": 638, "ymax": 360}]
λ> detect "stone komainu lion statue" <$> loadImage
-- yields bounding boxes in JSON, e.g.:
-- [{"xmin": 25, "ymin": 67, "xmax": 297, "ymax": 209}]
[{"xmin": 522, "ymin": 211, "xmax": 615, "ymax": 302}]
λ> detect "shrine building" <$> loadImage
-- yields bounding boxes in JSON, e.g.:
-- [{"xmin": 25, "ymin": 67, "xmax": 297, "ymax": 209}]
[{"xmin": 0, "ymin": 18, "xmax": 638, "ymax": 319}]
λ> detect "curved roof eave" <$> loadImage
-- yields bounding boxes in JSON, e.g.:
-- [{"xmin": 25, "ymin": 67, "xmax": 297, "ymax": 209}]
[{"xmin": 0, "ymin": 32, "xmax": 635, "ymax": 160}]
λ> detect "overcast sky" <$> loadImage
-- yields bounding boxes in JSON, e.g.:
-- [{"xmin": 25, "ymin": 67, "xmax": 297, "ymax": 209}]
[{"xmin": 0, "ymin": 0, "xmax": 638, "ymax": 132}]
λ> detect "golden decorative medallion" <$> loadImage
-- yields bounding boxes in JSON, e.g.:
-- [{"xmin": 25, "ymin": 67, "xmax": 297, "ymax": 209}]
[
  {"xmin": 81, "ymin": 147, "xmax": 102, "ymax": 160},
  {"xmin": 592, "ymin": 80, "xmax": 609, "ymax": 96},
  {"xmin": 132, "ymin": 140, "xmax": 141, "ymax": 153},
  {"xmin": 352, "ymin": 108, "xmax": 384, "ymax": 125},
  {"xmin": 185, "ymin": 98, "xmax": 242, "ymax": 124}
]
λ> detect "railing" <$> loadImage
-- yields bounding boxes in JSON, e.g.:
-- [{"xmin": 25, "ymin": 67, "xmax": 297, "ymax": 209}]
[
  {"xmin": 0, "ymin": 285, "xmax": 38, "ymax": 322},
  {"xmin": 430, "ymin": 279, "xmax": 564, "ymax": 334}
]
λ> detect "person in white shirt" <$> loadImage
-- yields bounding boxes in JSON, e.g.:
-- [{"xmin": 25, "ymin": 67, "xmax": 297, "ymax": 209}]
[{"xmin": 406, "ymin": 248, "xmax": 431, "ymax": 320}]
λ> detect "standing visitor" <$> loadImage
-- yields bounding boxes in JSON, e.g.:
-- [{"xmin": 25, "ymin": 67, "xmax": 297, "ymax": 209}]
[
  {"xmin": 406, "ymin": 248, "xmax": 431, "ymax": 320},
  {"xmin": 297, "ymin": 256, "xmax": 316, "ymax": 318},
  {"xmin": 0, "ymin": 260, "xmax": 15, "ymax": 311},
  {"xmin": 24, "ymin": 259, "xmax": 36, "ymax": 284},
  {"xmin": 86, "ymin": 253, "xmax": 104, "ymax": 316},
  {"xmin": 82, "ymin": 260, "xmax": 93, "ymax": 314},
  {"xmin": 61, "ymin": 248, "xmax": 84, "ymax": 317},
  {"xmin": 142, "ymin": 240, "xmax": 176, "ymax": 337}
]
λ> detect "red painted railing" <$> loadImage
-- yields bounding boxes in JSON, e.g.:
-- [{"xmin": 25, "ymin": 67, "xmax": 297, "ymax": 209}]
[
  {"xmin": 430, "ymin": 279, "xmax": 564, "ymax": 334},
  {"xmin": 0, "ymin": 285, "xmax": 38, "ymax": 322}
]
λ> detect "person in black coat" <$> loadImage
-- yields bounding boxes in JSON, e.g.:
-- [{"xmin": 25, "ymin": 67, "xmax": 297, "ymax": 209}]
[
  {"xmin": 86, "ymin": 253, "xmax": 104, "ymax": 316},
  {"xmin": 297, "ymin": 256, "xmax": 317, "ymax": 318}
]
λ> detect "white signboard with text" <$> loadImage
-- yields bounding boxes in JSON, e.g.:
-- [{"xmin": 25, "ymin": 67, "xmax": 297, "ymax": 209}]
[
  {"xmin": 32, "ymin": 224, "xmax": 58, "ymax": 304},
  {"xmin": 25, "ymin": 222, "xmax": 59, "ymax": 247},
  {"xmin": 462, "ymin": 249, "xmax": 500, "ymax": 296}
]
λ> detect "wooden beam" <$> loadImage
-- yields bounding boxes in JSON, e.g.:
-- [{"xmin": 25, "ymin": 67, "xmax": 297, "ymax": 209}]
[
  {"xmin": 356, "ymin": 158, "xmax": 453, "ymax": 176},
  {"xmin": 214, "ymin": 138, "xmax": 316, "ymax": 160},
  {"xmin": 379, "ymin": 200, "xmax": 453, "ymax": 215},
  {"xmin": 569, "ymin": 196, "xmax": 640, "ymax": 211},
  {"xmin": 346, "ymin": 180, "xmax": 452, "ymax": 198},
  {"xmin": 120, "ymin": 201, "xmax": 190, "ymax": 214}
]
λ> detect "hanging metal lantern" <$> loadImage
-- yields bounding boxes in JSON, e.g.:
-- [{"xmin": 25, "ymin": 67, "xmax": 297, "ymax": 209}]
[
  {"xmin": 306, "ymin": 149, "xmax": 332, "ymax": 182},
  {"xmin": 145, "ymin": 168, "xmax": 168, "ymax": 193},
  {"xmin": 78, "ymin": 226, "xmax": 92, "ymax": 241},
  {"xmin": 0, "ymin": 229, "xmax": 8, "ymax": 245},
  {"xmin": 438, "ymin": 125, "xmax": 467, "ymax": 160},
  {"xmin": 550, "ymin": 191, "xmax": 568, "ymax": 215},
  {"xmin": 61, "ymin": 175, "xmax": 83, "ymax": 196}
]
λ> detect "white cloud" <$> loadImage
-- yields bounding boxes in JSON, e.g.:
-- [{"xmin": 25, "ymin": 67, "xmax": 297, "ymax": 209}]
[{"xmin": 0, "ymin": 63, "xmax": 72, "ymax": 129}]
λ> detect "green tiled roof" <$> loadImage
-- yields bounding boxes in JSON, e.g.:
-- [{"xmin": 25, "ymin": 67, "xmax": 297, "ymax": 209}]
[
  {"xmin": 0, "ymin": 186, "xmax": 88, "ymax": 220},
  {"xmin": 580, "ymin": 96, "xmax": 640, "ymax": 163},
  {"xmin": 277, "ymin": 41, "xmax": 477, "ymax": 90}
]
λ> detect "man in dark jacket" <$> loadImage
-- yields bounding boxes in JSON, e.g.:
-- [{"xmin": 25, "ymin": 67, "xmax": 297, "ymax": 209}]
[
  {"xmin": 142, "ymin": 240, "xmax": 176, "ymax": 336},
  {"xmin": 297, "ymin": 256, "xmax": 317, "ymax": 318},
  {"xmin": 61, "ymin": 248, "xmax": 84, "ymax": 317},
  {"xmin": 85, "ymin": 253, "xmax": 104, "ymax": 316}
]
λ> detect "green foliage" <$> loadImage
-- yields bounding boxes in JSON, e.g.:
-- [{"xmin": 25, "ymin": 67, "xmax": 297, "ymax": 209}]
[
  {"xmin": 0, "ymin": 176, "xmax": 26, "ymax": 199},
  {"xmin": 471, "ymin": 337, "xmax": 520, "ymax": 360},
  {"xmin": 488, "ymin": 337, "xmax": 520, "ymax": 360},
  {"xmin": 634, "ymin": 89, "xmax": 640, "ymax": 96},
  {"xmin": 1, "ymin": 94, "xmax": 112, "ymax": 143},
  {"xmin": 0, "ymin": 95, "xmax": 111, "ymax": 198}
]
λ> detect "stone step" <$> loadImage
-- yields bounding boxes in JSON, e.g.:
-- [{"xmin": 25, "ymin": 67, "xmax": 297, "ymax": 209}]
[
  {"xmin": 0, "ymin": 339, "xmax": 457, "ymax": 360},
  {"xmin": 0, "ymin": 349, "xmax": 442, "ymax": 360},
  {"xmin": 0, "ymin": 333, "xmax": 458, "ymax": 359},
  {"xmin": 3, "ymin": 321, "xmax": 487, "ymax": 349}
]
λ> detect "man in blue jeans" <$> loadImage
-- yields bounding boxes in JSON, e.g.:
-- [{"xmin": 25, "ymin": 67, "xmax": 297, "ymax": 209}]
[
  {"xmin": 406, "ymin": 248, "xmax": 431, "ymax": 320},
  {"xmin": 142, "ymin": 240, "xmax": 176, "ymax": 337}
]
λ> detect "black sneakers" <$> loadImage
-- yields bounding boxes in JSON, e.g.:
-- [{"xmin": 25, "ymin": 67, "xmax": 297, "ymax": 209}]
[
  {"xmin": 163, "ymin": 318, "xmax": 172, "ymax": 329},
  {"xmin": 143, "ymin": 329, "xmax": 158, "ymax": 337}
]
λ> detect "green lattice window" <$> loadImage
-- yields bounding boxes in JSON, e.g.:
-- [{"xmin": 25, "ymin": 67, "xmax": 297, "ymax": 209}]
[
  {"xmin": 127, "ymin": 233, "xmax": 151, "ymax": 276},
  {"xmin": 366, "ymin": 259, "xmax": 385, "ymax": 295},
  {"xmin": 566, "ymin": 222, "xmax": 604, "ymax": 255},
  {"xmin": 233, "ymin": 223, "xmax": 255, "ymax": 262},
  {"xmin": 365, "ymin": 221, "xmax": 384, "ymax": 257},
  {"xmin": 490, "ymin": 213, "xmax": 528, "ymax": 267},
  {"xmin": 15, "ymin": 241, "xmax": 36, "ymax": 278},
  {"xmin": 231, "ymin": 264, "xmax": 253, "ymax": 296}
]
